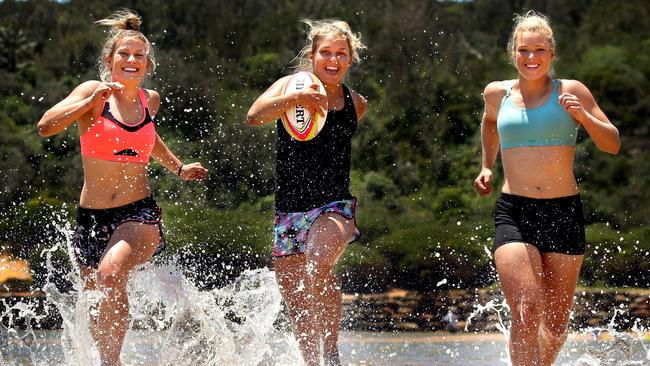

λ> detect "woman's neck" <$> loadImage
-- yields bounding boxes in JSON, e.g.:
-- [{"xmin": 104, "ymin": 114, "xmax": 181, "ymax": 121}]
[
  {"xmin": 113, "ymin": 85, "xmax": 140, "ymax": 103},
  {"xmin": 517, "ymin": 75, "xmax": 552, "ymax": 99},
  {"xmin": 324, "ymin": 82, "xmax": 344, "ymax": 103}
]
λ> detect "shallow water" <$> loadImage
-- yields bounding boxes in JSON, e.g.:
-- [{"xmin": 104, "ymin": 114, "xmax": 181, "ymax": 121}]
[
  {"xmin": 2, "ymin": 330, "xmax": 650, "ymax": 365},
  {"xmin": 1, "ymin": 214, "xmax": 649, "ymax": 366}
]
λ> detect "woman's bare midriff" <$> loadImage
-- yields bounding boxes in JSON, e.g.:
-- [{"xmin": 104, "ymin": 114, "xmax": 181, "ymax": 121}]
[
  {"xmin": 501, "ymin": 145, "xmax": 578, "ymax": 199},
  {"xmin": 79, "ymin": 156, "xmax": 152, "ymax": 209}
]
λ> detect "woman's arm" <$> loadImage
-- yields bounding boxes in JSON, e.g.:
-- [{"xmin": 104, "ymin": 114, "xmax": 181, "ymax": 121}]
[
  {"xmin": 147, "ymin": 89, "xmax": 206, "ymax": 180},
  {"xmin": 247, "ymin": 76, "xmax": 327, "ymax": 126},
  {"xmin": 36, "ymin": 80, "xmax": 121, "ymax": 137},
  {"xmin": 560, "ymin": 80, "xmax": 620, "ymax": 154},
  {"xmin": 474, "ymin": 82, "xmax": 504, "ymax": 196},
  {"xmin": 150, "ymin": 133, "xmax": 208, "ymax": 180}
]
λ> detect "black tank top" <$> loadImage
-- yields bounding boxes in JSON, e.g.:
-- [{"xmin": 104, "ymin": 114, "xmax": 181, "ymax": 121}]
[{"xmin": 275, "ymin": 84, "xmax": 357, "ymax": 212}]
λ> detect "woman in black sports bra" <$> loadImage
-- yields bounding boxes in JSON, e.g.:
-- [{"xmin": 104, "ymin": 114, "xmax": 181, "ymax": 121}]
[{"xmin": 247, "ymin": 19, "xmax": 367, "ymax": 366}]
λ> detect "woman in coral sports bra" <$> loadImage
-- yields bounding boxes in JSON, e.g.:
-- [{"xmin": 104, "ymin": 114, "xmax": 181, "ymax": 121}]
[
  {"xmin": 473, "ymin": 12, "xmax": 619, "ymax": 366},
  {"xmin": 36, "ymin": 9, "xmax": 207, "ymax": 366}
]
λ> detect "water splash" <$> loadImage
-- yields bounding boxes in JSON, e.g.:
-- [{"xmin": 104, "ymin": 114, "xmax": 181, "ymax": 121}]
[
  {"xmin": 465, "ymin": 298, "xmax": 650, "ymax": 366},
  {"xmin": 0, "ymin": 206, "xmax": 302, "ymax": 366},
  {"xmin": 465, "ymin": 298, "xmax": 511, "ymax": 365},
  {"xmin": 4, "ymin": 204, "xmax": 650, "ymax": 365},
  {"xmin": 568, "ymin": 309, "xmax": 650, "ymax": 366}
]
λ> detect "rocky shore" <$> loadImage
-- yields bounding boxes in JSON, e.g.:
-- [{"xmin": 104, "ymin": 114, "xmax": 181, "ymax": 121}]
[
  {"xmin": 340, "ymin": 288, "xmax": 650, "ymax": 332},
  {"xmin": 2, "ymin": 288, "xmax": 650, "ymax": 332}
]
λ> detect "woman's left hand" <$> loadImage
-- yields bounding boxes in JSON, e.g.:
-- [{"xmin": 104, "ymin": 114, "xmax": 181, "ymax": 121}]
[
  {"xmin": 559, "ymin": 92, "xmax": 589, "ymax": 124},
  {"xmin": 179, "ymin": 162, "xmax": 208, "ymax": 180}
]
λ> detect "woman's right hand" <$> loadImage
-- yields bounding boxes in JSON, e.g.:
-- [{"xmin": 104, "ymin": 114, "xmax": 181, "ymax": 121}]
[
  {"xmin": 474, "ymin": 168, "xmax": 493, "ymax": 196},
  {"xmin": 89, "ymin": 82, "xmax": 124, "ymax": 105},
  {"xmin": 38, "ymin": 80, "xmax": 122, "ymax": 137},
  {"xmin": 294, "ymin": 83, "xmax": 328, "ymax": 117},
  {"xmin": 248, "ymin": 77, "xmax": 327, "ymax": 126}
]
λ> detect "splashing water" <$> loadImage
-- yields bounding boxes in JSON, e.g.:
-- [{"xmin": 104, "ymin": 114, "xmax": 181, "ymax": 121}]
[
  {"xmin": 3, "ymin": 205, "xmax": 650, "ymax": 365},
  {"xmin": 465, "ymin": 298, "xmax": 650, "ymax": 365},
  {"xmin": 0, "ymin": 207, "xmax": 303, "ymax": 366},
  {"xmin": 466, "ymin": 298, "xmax": 511, "ymax": 365},
  {"xmin": 569, "ymin": 309, "xmax": 650, "ymax": 366}
]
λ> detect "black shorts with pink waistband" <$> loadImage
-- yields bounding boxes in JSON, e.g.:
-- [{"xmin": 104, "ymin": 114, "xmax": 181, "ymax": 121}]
[{"xmin": 73, "ymin": 195, "xmax": 165, "ymax": 268}]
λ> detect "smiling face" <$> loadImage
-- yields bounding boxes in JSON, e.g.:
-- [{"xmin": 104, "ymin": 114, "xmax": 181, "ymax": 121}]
[
  {"xmin": 107, "ymin": 36, "xmax": 149, "ymax": 84},
  {"xmin": 514, "ymin": 31, "xmax": 554, "ymax": 80},
  {"xmin": 309, "ymin": 35, "xmax": 352, "ymax": 86}
]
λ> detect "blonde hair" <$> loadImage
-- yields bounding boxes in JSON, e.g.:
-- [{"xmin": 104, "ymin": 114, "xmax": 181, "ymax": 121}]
[
  {"xmin": 295, "ymin": 19, "xmax": 366, "ymax": 70},
  {"xmin": 507, "ymin": 11, "xmax": 555, "ymax": 61},
  {"xmin": 95, "ymin": 9, "xmax": 156, "ymax": 82}
]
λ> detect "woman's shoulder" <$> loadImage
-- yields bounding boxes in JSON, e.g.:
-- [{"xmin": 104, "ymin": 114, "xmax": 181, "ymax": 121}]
[
  {"xmin": 141, "ymin": 88, "xmax": 161, "ymax": 115},
  {"xmin": 141, "ymin": 88, "xmax": 160, "ymax": 103},
  {"xmin": 483, "ymin": 80, "xmax": 512, "ymax": 104},
  {"xmin": 557, "ymin": 79, "xmax": 591, "ymax": 97},
  {"xmin": 72, "ymin": 80, "xmax": 103, "ymax": 97},
  {"xmin": 484, "ymin": 80, "xmax": 514, "ymax": 93},
  {"xmin": 346, "ymin": 86, "xmax": 367, "ymax": 120},
  {"xmin": 346, "ymin": 86, "xmax": 366, "ymax": 107}
]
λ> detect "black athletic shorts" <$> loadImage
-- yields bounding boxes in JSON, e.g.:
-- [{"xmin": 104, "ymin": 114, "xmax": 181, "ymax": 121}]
[
  {"xmin": 493, "ymin": 193, "xmax": 586, "ymax": 255},
  {"xmin": 73, "ymin": 195, "xmax": 165, "ymax": 268}
]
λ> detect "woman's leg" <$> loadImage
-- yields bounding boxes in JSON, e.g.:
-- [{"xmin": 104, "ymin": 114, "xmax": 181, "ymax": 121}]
[
  {"xmin": 94, "ymin": 221, "xmax": 160, "ymax": 366},
  {"xmin": 79, "ymin": 267, "xmax": 101, "ymax": 347},
  {"xmin": 539, "ymin": 253, "xmax": 583, "ymax": 366},
  {"xmin": 274, "ymin": 213, "xmax": 355, "ymax": 366},
  {"xmin": 275, "ymin": 254, "xmax": 320, "ymax": 366},
  {"xmin": 495, "ymin": 242, "xmax": 544, "ymax": 366},
  {"xmin": 305, "ymin": 213, "xmax": 355, "ymax": 366}
]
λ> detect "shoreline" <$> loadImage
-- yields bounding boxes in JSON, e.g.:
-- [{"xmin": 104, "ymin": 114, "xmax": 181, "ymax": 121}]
[
  {"xmin": 4, "ymin": 329, "xmax": 648, "ymax": 343},
  {"xmin": 3, "ymin": 287, "xmax": 650, "ymax": 332}
]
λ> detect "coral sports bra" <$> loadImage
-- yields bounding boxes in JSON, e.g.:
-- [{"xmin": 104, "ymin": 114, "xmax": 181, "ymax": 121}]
[
  {"xmin": 80, "ymin": 89, "xmax": 156, "ymax": 164},
  {"xmin": 497, "ymin": 79, "xmax": 578, "ymax": 150}
]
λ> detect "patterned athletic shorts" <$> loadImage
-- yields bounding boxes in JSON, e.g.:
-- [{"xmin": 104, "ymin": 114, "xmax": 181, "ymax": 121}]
[
  {"xmin": 273, "ymin": 198, "xmax": 360, "ymax": 257},
  {"xmin": 73, "ymin": 195, "xmax": 165, "ymax": 268}
]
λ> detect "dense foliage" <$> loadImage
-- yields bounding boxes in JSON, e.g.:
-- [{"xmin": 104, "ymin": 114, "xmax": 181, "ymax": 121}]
[{"xmin": 1, "ymin": 0, "xmax": 649, "ymax": 291}]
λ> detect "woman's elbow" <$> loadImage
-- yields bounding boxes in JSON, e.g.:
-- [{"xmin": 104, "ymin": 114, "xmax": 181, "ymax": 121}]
[
  {"xmin": 36, "ymin": 121, "xmax": 54, "ymax": 137},
  {"xmin": 599, "ymin": 135, "xmax": 621, "ymax": 155},
  {"xmin": 246, "ymin": 110, "xmax": 263, "ymax": 126},
  {"xmin": 607, "ymin": 141, "xmax": 621, "ymax": 155}
]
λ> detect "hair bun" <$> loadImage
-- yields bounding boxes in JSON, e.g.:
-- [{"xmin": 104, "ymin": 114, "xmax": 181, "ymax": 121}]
[
  {"xmin": 96, "ymin": 9, "xmax": 142, "ymax": 32},
  {"xmin": 124, "ymin": 14, "xmax": 141, "ymax": 31}
]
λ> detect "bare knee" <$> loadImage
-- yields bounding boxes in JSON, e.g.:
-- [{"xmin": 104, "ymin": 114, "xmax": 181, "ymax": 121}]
[
  {"xmin": 310, "ymin": 260, "xmax": 334, "ymax": 278},
  {"xmin": 541, "ymin": 313, "xmax": 570, "ymax": 338},
  {"xmin": 97, "ymin": 263, "xmax": 129, "ymax": 290},
  {"xmin": 510, "ymin": 294, "xmax": 542, "ymax": 328}
]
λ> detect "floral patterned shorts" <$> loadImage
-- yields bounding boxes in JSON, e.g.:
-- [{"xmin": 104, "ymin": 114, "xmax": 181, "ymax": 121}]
[{"xmin": 273, "ymin": 198, "xmax": 360, "ymax": 257}]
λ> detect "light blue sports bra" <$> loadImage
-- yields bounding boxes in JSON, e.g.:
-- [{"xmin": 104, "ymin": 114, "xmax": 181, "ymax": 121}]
[{"xmin": 497, "ymin": 79, "xmax": 578, "ymax": 150}]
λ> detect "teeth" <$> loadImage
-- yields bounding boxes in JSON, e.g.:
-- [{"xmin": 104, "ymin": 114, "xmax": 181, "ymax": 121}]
[
  {"xmin": 325, "ymin": 67, "xmax": 338, "ymax": 71},
  {"xmin": 123, "ymin": 67, "xmax": 137, "ymax": 72}
]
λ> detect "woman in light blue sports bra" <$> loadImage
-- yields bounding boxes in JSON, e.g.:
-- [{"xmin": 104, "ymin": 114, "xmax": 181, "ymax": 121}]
[{"xmin": 473, "ymin": 11, "xmax": 620, "ymax": 366}]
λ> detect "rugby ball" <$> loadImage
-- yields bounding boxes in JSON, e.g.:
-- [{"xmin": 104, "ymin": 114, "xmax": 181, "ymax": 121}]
[{"xmin": 281, "ymin": 71, "xmax": 327, "ymax": 141}]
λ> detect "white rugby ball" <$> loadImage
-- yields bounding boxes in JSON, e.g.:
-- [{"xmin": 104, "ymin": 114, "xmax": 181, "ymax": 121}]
[{"xmin": 281, "ymin": 71, "xmax": 327, "ymax": 141}]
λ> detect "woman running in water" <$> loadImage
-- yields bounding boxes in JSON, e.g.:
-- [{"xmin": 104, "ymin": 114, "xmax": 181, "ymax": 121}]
[
  {"xmin": 37, "ymin": 9, "xmax": 207, "ymax": 366},
  {"xmin": 247, "ymin": 19, "xmax": 366, "ymax": 366},
  {"xmin": 473, "ymin": 11, "xmax": 620, "ymax": 366}
]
